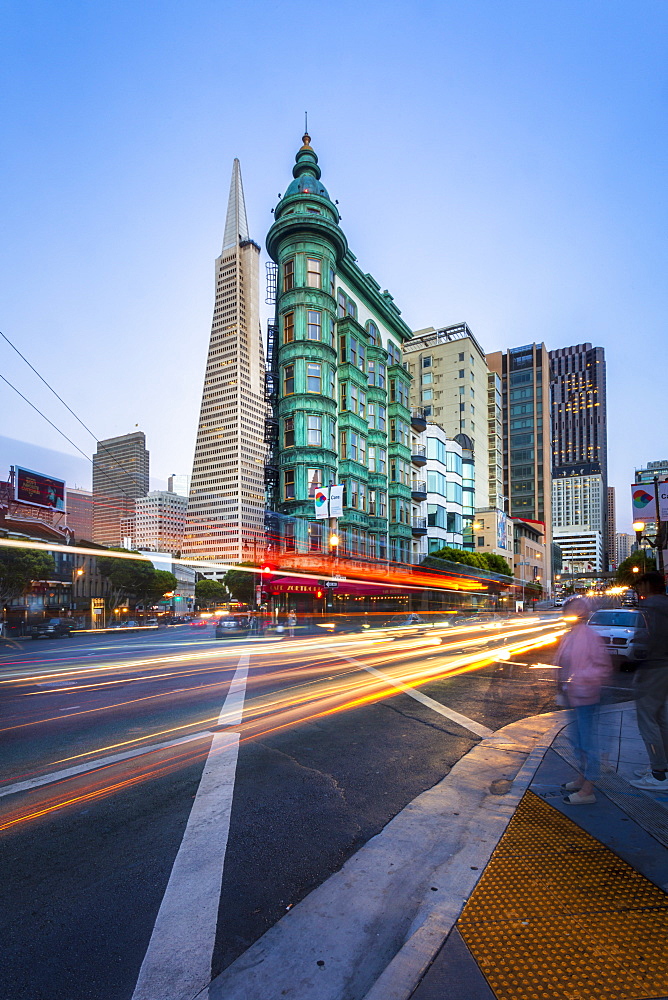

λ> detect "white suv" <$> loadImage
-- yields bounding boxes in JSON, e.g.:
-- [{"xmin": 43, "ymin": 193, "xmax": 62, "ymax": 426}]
[{"xmin": 587, "ymin": 609, "xmax": 649, "ymax": 666}]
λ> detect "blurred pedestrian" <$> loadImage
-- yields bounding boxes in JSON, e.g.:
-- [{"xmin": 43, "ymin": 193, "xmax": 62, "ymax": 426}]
[
  {"xmin": 629, "ymin": 571, "xmax": 668, "ymax": 791},
  {"xmin": 555, "ymin": 597, "xmax": 612, "ymax": 805},
  {"xmin": 287, "ymin": 610, "xmax": 297, "ymax": 637}
]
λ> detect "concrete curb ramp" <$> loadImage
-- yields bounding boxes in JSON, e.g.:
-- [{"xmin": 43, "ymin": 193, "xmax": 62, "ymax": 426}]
[{"xmin": 208, "ymin": 710, "xmax": 570, "ymax": 1000}]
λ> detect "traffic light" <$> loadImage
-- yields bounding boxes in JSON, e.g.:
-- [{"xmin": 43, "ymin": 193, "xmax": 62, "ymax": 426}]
[{"xmin": 261, "ymin": 562, "xmax": 277, "ymax": 575}]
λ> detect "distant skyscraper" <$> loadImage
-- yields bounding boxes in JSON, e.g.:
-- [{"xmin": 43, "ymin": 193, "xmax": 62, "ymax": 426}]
[
  {"xmin": 616, "ymin": 532, "xmax": 635, "ymax": 567},
  {"xmin": 607, "ymin": 486, "xmax": 616, "ymax": 569},
  {"xmin": 92, "ymin": 432, "xmax": 149, "ymax": 547},
  {"xmin": 167, "ymin": 474, "xmax": 190, "ymax": 498},
  {"xmin": 66, "ymin": 487, "xmax": 93, "ymax": 542},
  {"xmin": 549, "ymin": 344, "xmax": 607, "ymax": 570},
  {"xmin": 183, "ymin": 160, "xmax": 266, "ymax": 572},
  {"xmin": 486, "ymin": 343, "xmax": 552, "ymax": 583}
]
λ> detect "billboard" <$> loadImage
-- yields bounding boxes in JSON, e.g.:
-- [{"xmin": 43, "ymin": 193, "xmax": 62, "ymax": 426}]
[{"xmin": 14, "ymin": 466, "xmax": 66, "ymax": 511}]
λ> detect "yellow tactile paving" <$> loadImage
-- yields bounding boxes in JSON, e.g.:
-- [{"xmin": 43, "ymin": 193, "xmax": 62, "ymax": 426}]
[{"xmin": 458, "ymin": 790, "xmax": 668, "ymax": 1000}]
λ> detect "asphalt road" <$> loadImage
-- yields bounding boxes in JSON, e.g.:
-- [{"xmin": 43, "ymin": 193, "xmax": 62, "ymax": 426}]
[{"xmin": 0, "ymin": 615, "xmax": 590, "ymax": 1000}]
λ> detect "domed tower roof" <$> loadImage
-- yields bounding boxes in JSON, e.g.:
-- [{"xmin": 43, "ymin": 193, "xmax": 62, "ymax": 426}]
[{"xmin": 267, "ymin": 133, "xmax": 346, "ymax": 264}]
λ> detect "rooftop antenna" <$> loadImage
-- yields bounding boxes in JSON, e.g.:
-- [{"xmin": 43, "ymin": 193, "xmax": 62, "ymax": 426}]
[{"xmin": 305, "ymin": 111, "xmax": 308, "ymax": 134}]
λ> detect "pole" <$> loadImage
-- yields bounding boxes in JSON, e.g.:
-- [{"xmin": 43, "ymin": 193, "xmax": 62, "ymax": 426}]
[{"xmin": 654, "ymin": 476, "xmax": 665, "ymax": 581}]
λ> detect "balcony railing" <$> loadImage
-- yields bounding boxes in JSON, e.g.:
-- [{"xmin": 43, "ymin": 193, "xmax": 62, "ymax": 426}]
[{"xmin": 411, "ymin": 444, "xmax": 427, "ymax": 466}]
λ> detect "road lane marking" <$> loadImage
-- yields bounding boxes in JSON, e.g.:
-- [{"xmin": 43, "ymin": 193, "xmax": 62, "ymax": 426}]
[
  {"xmin": 131, "ymin": 652, "xmax": 250, "ymax": 1000},
  {"xmin": 0, "ymin": 730, "xmax": 212, "ymax": 800},
  {"xmin": 319, "ymin": 647, "xmax": 493, "ymax": 738}
]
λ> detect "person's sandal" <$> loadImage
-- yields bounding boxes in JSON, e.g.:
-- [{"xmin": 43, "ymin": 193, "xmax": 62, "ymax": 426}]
[{"xmin": 561, "ymin": 780, "xmax": 582, "ymax": 792}]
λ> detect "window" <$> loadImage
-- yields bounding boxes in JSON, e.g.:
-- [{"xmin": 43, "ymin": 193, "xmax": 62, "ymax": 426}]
[
  {"xmin": 346, "ymin": 297, "xmax": 357, "ymax": 319},
  {"xmin": 283, "ymin": 259, "xmax": 294, "ymax": 292},
  {"xmin": 283, "ymin": 521, "xmax": 295, "ymax": 552},
  {"xmin": 307, "ymin": 310, "xmax": 322, "ymax": 341},
  {"xmin": 340, "ymin": 381, "xmax": 348, "ymax": 410},
  {"xmin": 307, "ymin": 414, "xmax": 322, "ymax": 446},
  {"xmin": 387, "ymin": 341, "xmax": 401, "ymax": 365},
  {"xmin": 379, "ymin": 492, "xmax": 387, "ymax": 517},
  {"xmin": 367, "ymin": 401, "xmax": 375, "ymax": 428},
  {"xmin": 328, "ymin": 417, "xmax": 336, "ymax": 451},
  {"xmin": 359, "ymin": 390, "xmax": 366, "ymax": 420},
  {"xmin": 368, "ymin": 445, "xmax": 376, "ymax": 471},
  {"xmin": 477, "ymin": 536, "xmax": 485, "ymax": 547},
  {"xmin": 306, "ymin": 257, "xmax": 322, "ymax": 288},
  {"xmin": 329, "ymin": 266, "xmax": 335, "ymax": 296},
  {"xmin": 339, "ymin": 336, "xmax": 347, "ymax": 362},
  {"xmin": 378, "ymin": 405, "xmax": 386, "ymax": 431},
  {"xmin": 283, "ymin": 311, "xmax": 294, "ymax": 343},
  {"xmin": 423, "ymin": 389, "xmax": 432, "ymax": 401},
  {"xmin": 308, "ymin": 520, "xmax": 323, "ymax": 552},
  {"xmin": 369, "ymin": 489, "xmax": 377, "ymax": 515},
  {"xmin": 378, "ymin": 448, "xmax": 387, "ymax": 474},
  {"xmin": 458, "ymin": 352, "xmax": 464, "ymax": 361},
  {"xmin": 350, "ymin": 383, "xmax": 358, "ymax": 414},
  {"xmin": 422, "ymin": 356, "xmax": 432, "ymax": 368},
  {"xmin": 283, "ymin": 364, "xmax": 295, "ymax": 395},
  {"xmin": 358, "ymin": 342, "xmax": 365, "ymax": 371},
  {"xmin": 307, "ymin": 362, "xmax": 322, "ymax": 393},
  {"xmin": 422, "ymin": 372, "xmax": 432, "ymax": 384},
  {"xmin": 367, "ymin": 321, "xmax": 378, "ymax": 345},
  {"xmin": 283, "ymin": 469, "xmax": 295, "ymax": 500},
  {"xmin": 337, "ymin": 289, "xmax": 347, "ymax": 318},
  {"xmin": 377, "ymin": 363, "xmax": 386, "ymax": 389},
  {"xmin": 368, "ymin": 360, "xmax": 376, "ymax": 386},
  {"xmin": 283, "ymin": 417, "xmax": 295, "ymax": 448},
  {"xmin": 459, "ymin": 369, "xmax": 465, "ymax": 378},
  {"xmin": 307, "ymin": 468, "xmax": 323, "ymax": 497}
]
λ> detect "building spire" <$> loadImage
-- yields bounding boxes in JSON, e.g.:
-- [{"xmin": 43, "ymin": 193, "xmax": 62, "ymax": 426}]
[{"xmin": 222, "ymin": 158, "xmax": 250, "ymax": 250}]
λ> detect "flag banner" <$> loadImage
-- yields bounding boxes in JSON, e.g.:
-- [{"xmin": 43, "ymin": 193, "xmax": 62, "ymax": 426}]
[
  {"xmin": 314, "ymin": 487, "xmax": 329, "ymax": 519},
  {"xmin": 329, "ymin": 485, "xmax": 344, "ymax": 518},
  {"xmin": 632, "ymin": 482, "xmax": 668, "ymax": 521}
]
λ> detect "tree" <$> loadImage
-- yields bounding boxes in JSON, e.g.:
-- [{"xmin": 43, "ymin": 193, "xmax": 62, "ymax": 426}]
[
  {"xmin": 0, "ymin": 547, "xmax": 55, "ymax": 606},
  {"xmin": 195, "ymin": 579, "xmax": 226, "ymax": 609},
  {"xmin": 616, "ymin": 550, "xmax": 656, "ymax": 586},
  {"xmin": 223, "ymin": 563, "xmax": 257, "ymax": 604},
  {"xmin": 97, "ymin": 553, "xmax": 175, "ymax": 610},
  {"xmin": 481, "ymin": 553, "xmax": 512, "ymax": 576},
  {"xmin": 422, "ymin": 546, "xmax": 488, "ymax": 571}
]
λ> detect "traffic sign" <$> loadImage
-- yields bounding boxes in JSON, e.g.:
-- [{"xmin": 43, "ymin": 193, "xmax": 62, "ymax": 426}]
[{"xmin": 325, "ymin": 581, "xmax": 338, "ymax": 588}]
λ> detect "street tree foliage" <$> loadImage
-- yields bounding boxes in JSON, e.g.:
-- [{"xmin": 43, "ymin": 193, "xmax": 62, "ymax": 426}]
[
  {"xmin": 195, "ymin": 579, "xmax": 226, "ymax": 608},
  {"xmin": 97, "ymin": 552, "xmax": 176, "ymax": 609},
  {"xmin": 223, "ymin": 562, "xmax": 257, "ymax": 604},
  {"xmin": 616, "ymin": 550, "xmax": 657, "ymax": 586},
  {"xmin": 422, "ymin": 546, "xmax": 512, "ymax": 576},
  {"xmin": 0, "ymin": 547, "xmax": 55, "ymax": 605}
]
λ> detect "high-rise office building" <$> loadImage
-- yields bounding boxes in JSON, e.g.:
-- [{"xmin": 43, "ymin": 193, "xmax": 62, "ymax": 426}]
[
  {"xmin": 135, "ymin": 490, "xmax": 187, "ymax": 556},
  {"xmin": 183, "ymin": 160, "xmax": 267, "ymax": 573},
  {"xmin": 92, "ymin": 432, "xmax": 149, "ymax": 547},
  {"xmin": 607, "ymin": 486, "xmax": 616, "ymax": 569},
  {"xmin": 266, "ymin": 133, "xmax": 414, "ymax": 564},
  {"xmin": 616, "ymin": 532, "xmax": 635, "ymax": 566},
  {"xmin": 403, "ymin": 324, "xmax": 490, "ymax": 510},
  {"xmin": 486, "ymin": 343, "xmax": 552, "ymax": 586},
  {"xmin": 66, "ymin": 487, "xmax": 93, "ymax": 542},
  {"xmin": 549, "ymin": 343, "xmax": 607, "ymax": 570}
]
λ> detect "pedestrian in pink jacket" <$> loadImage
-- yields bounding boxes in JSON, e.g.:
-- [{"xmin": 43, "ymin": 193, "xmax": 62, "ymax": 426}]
[{"xmin": 556, "ymin": 598, "xmax": 613, "ymax": 804}]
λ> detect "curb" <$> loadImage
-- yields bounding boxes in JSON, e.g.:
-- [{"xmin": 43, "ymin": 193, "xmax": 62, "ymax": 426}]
[{"xmin": 208, "ymin": 709, "xmax": 570, "ymax": 1000}]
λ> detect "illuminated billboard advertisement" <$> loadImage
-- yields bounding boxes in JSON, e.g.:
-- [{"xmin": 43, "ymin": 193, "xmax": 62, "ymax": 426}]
[{"xmin": 14, "ymin": 466, "xmax": 66, "ymax": 512}]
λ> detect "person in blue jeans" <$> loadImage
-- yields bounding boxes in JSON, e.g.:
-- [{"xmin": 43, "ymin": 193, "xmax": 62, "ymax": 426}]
[{"xmin": 556, "ymin": 598, "xmax": 613, "ymax": 805}]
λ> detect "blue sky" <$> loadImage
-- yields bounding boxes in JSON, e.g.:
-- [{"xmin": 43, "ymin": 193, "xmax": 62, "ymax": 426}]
[{"xmin": 1, "ymin": 1, "xmax": 667, "ymax": 531}]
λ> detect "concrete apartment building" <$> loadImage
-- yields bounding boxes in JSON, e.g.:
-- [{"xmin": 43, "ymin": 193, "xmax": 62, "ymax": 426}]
[
  {"xmin": 183, "ymin": 160, "xmax": 267, "ymax": 573},
  {"xmin": 616, "ymin": 532, "xmax": 635, "ymax": 567},
  {"xmin": 403, "ymin": 323, "xmax": 491, "ymax": 512},
  {"xmin": 486, "ymin": 343, "xmax": 552, "ymax": 587},
  {"xmin": 92, "ymin": 432, "xmax": 149, "ymax": 548},
  {"xmin": 135, "ymin": 491, "xmax": 187, "ymax": 556},
  {"xmin": 607, "ymin": 486, "xmax": 616, "ymax": 569}
]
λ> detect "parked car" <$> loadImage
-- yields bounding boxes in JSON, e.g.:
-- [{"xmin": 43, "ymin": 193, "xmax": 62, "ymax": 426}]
[
  {"xmin": 216, "ymin": 616, "xmax": 250, "ymax": 639},
  {"xmin": 30, "ymin": 618, "xmax": 74, "ymax": 640},
  {"xmin": 587, "ymin": 608, "xmax": 649, "ymax": 667}
]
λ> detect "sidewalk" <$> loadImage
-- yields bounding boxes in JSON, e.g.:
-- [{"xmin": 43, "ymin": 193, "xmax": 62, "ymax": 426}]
[
  {"xmin": 208, "ymin": 703, "xmax": 668, "ymax": 1000},
  {"xmin": 410, "ymin": 705, "xmax": 668, "ymax": 1000}
]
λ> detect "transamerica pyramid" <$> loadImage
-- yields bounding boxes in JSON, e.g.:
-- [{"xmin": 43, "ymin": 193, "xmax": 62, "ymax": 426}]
[{"xmin": 182, "ymin": 159, "xmax": 267, "ymax": 573}]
